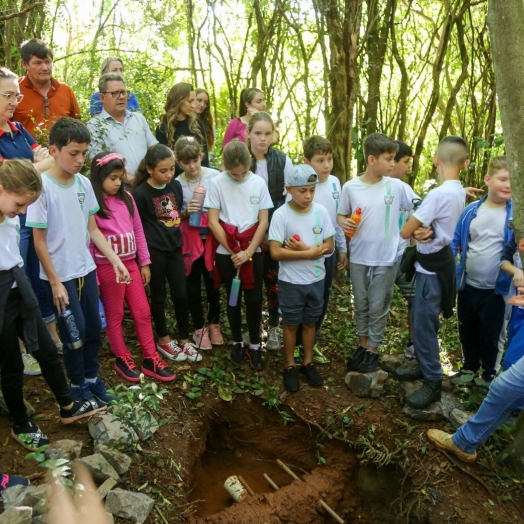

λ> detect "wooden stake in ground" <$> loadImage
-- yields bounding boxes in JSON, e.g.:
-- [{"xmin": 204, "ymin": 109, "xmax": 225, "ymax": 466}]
[
  {"xmin": 276, "ymin": 459, "xmax": 344, "ymax": 524},
  {"xmin": 238, "ymin": 475, "xmax": 255, "ymax": 496}
]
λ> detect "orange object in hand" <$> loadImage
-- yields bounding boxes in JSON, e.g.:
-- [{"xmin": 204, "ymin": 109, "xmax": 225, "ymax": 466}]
[{"xmin": 346, "ymin": 208, "xmax": 362, "ymax": 238}]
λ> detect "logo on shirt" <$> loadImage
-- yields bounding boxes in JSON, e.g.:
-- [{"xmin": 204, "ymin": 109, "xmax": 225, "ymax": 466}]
[
  {"xmin": 312, "ymin": 226, "xmax": 323, "ymax": 235},
  {"xmin": 153, "ymin": 193, "xmax": 181, "ymax": 228},
  {"xmin": 77, "ymin": 192, "xmax": 85, "ymax": 207},
  {"xmin": 384, "ymin": 194, "xmax": 394, "ymax": 205},
  {"xmin": 332, "ymin": 191, "xmax": 339, "ymax": 200},
  {"xmin": 250, "ymin": 196, "xmax": 260, "ymax": 205}
]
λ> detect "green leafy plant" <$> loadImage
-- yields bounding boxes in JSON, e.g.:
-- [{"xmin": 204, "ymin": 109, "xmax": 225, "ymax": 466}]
[{"xmin": 25, "ymin": 445, "xmax": 73, "ymax": 486}]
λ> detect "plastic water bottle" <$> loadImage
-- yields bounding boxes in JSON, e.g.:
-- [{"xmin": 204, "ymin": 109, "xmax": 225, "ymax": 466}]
[
  {"xmin": 99, "ymin": 298, "xmax": 107, "ymax": 329},
  {"xmin": 188, "ymin": 186, "xmax": 206, "ymax": 227},
  {"xmin": 455, "ymin": 246, "xmax": 462, "ymax": 265},
  {"xmin": 345, "ymin": 208, "xmax": 362, "ymax": 238},
  {"xmin": 57, "ymin": 309, "xmax": 82, "ymax": 350}
]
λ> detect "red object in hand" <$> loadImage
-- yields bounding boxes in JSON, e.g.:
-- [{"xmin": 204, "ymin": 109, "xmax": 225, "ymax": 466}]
[{"xmin": 292, "ymin": 234, "xmax": 301, "ymax": 241}]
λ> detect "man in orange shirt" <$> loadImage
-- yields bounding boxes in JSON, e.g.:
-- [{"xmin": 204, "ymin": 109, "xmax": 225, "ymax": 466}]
[{"xmin": 14, "ymin": 39, "xmax": 81, "ymax": 139}]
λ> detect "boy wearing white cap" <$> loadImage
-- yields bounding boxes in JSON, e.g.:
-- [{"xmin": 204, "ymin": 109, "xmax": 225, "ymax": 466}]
[{"xmin": 269, "ymin": 164, "xmax": 335, "ymax": 392}]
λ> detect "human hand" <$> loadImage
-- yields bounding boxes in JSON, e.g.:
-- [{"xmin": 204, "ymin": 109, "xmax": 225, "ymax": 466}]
[
  {"xmin": 140, "ymin": 265, "xmax": 151, "ymax": 286},
  {"xmin": 308, "ymin": 245, "xmax": 325, "ymax": 260},
  {"xmin": 51, "ymin": 281, "xmax": 69, "ymax": 313},
  {"xmin": 186, "ymin": 199, "xmax": 202, "ymax": 215},
  {"xmin": 337, "ymin": 252, "xmax": 348, "ymax": 270},
  {"xmin": 113, "ymin": 260, "xmax": 131, "ymax": 284},
  {"xmin": 464, "ymin": 187, "xmax": 484, "ymax": 199},
  {"xmin": 413, "ymin": 226, "xmax": 434, "ymax": 243},
  {"xmin": 513, "ymin": 269, "xmax": 524, "ymax": 288},
  {"xmin": 231, "ymin": 250, "xmax": 249, "ymax": 269},
  {"xmin": 285, "ymin": 235, "xmax": 308, "ymax": 251},
  {"xmin": 47, "ymin": 463, "xmax": 110, "ymax": 524},
  {"xmin": 33, "ymin": 145, "xmax": 51, "ymax": 162},
  {"xmin": 340, "ymin": 218, "xmax": 358, "ymax": 235},
  {"xmin": 247, "ymin": 107, "xmax": 259, "ymax": 116}
]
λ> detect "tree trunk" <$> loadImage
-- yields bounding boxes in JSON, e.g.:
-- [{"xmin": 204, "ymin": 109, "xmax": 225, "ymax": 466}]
[{"xmin": 487, "ymin": 0, "xmax": 524, "ymax": 475}]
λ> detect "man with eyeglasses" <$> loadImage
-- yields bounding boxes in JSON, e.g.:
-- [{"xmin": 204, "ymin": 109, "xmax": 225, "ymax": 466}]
[
  {"xmin": 87, "ymin": 73, "xmax": 157, "ymax": 181},
  {"xmin": 14, "ymin": 39, "xmax": 81, "ymax": 139}
]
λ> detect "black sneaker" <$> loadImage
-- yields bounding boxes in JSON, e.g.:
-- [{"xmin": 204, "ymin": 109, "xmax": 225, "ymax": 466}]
[
  {"xmin": 11, "ymin": 421, "xmax": 49, "ymax": 451},
  {"xmin": 394, "ymin": 363, "xmax": 423, "ymax": 381},
  {"xmin": 406, "ymin": 380, "xmax": 442, "ymax": 410},
  {"xmin": 60, "ymin": 399, "xmax": 105, "ymax": 425},
  {"xmin": 87, "ymin": 377, "xmax": 116, "ymax": 405},
  {"xmin": 283, "ymin": 366, "xmax": 300, "ymax": 392},
  {"xmin": 357, "ymin": 351, "xmax": 379, "ymax": 373},
  {"xmin": 347, "ymin": 345, "xmax": 368, "ymax": 371},
  {"xmin": 300, "ymin": 363, "xmax": 323, "ymax": 386},
  {"xmin": 114, "ymin": 353, "xmax": 141, "ymax": 383},
  {"xmin": 247, "ymin": 348, "xmax": 265, "ymax": 371},
  {"xmin": 142, "ymin": 355, "xmax": 176, "ymax": 382},
  {"xmin": 230, "ymin": 343, "xmax": 245, "ymax": 366},
  {"xmin": 0, "ymin": 473, "xmax": 30, "ymax": 502}
]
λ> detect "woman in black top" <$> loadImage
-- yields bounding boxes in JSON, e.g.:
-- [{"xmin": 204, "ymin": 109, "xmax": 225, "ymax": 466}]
[{"xmin": 156, "ymin": 82, "xmax": 209, "ymax": 175}]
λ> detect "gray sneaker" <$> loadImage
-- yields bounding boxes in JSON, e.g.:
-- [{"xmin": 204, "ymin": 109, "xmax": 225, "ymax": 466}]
[{"xmin": 266, "ymin": 326, "xmax": 282, "ymax": 350}]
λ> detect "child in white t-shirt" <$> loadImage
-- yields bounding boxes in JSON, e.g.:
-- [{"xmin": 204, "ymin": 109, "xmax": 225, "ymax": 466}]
[
  {"xmin": 269, "ymin": 164, "xmax": 335, "ymax": 392},
  {"xmin": 337, "ymin": 133, "xmax": 412, "ymax": 374},
  {"xmin": 26, "ymin": 118, "xmax": 130, "ymax": 407},
  {"xmin": 398, "ymin": 136, "xmax": 468, "ymax": 410}
]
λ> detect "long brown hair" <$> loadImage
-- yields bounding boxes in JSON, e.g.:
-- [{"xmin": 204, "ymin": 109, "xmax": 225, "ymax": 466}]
[
  {"xmin": 133, "ymin": 144, "xmax": 174, "ymax": 190},
  {"xmin": 195, "ymin": 88, "xmax": 214, "ymax": 150},
  {"xmin": 160, "ymin": 82, "xmax": 203, "ymax": 148}
]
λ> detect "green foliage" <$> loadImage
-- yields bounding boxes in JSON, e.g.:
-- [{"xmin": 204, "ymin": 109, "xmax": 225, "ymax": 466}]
[{"xmin": 25, "ymin": 445, "xmax": 73, "ymax": 486}]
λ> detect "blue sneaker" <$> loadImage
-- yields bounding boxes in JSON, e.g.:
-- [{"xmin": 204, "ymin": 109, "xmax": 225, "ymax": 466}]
[
  {"xmin": 69, "ymin": 382, "xmax": 107, "ymax": 409},
  {"xmin": 87, "ymin": 377, "xmax": 116, "ymax": 405}
]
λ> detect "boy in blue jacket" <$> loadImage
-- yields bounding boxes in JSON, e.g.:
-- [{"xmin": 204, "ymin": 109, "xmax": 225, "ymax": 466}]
[{"xmin": 451, "ymin": 156, "xmax": 512, "ymax": 381}]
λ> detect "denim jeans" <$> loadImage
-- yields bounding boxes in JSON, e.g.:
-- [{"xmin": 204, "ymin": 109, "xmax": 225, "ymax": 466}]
[
  {"xmin": 19, "ymin": 219, "xmax": 55, "ymax": 323},
  {"xmin": 503, "ymin": 307, "xmax": 524, "ymax": 370},
  {"xmin": 412, "ymin": 272, "xmax": 442, "ymax": 381},
  {"xmin": 453, "ymin": 353, "xmax": 524, "ymax": 454},
  {"xmin": 44, "ymin": 270, "xmax": 101, "ymax": 385}
]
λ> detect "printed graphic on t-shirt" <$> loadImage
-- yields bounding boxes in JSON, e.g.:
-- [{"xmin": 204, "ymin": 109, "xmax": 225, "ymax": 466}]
[
  {"xmin": 153, "ymin": 193, "xmax": 181, "ymax": 227},
  {"xmin": 106, "ymin": 232, "xmax": 136, "ymax": 257},
  {"xmin": 384, "ymin": 194, "xmax": 394, "ymax": 205},
  {"xmin": 332, "ymin": 191, "xmax": 339, "ymax": 200},
  {"xmin": 250, "ymin": 196, "xmax": 260, "ymax": 205},
  {"xmin": 313, "ymin": 226, "xmax": 323, "ymax": 235},
  {"xmin": 77, "ymin": 192, "xmax": 85, "ymax": 209}
]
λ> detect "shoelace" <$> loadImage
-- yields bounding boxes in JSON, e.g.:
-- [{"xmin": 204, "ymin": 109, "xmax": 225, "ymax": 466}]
[
  {"xmin": 121, "ymin": 354, "xmax": 137, "ymax": 369},
  {"xmin": 167, "ymin": 340, "xmax": 182, "ymax": 352},
  {"xmin": 24, "ymin": 354, "xmax": 38, "ymax": 365},
  {"xmin": 152, "ymin": 355, "xmax": 168, "ymax": 370},
  {"xmin": 0, "ymin": 474, "xmax": 9, "ymax": 490},
  {"xmin": 183, "ymin": 344, "xmax": 199, "ymax": 356}
]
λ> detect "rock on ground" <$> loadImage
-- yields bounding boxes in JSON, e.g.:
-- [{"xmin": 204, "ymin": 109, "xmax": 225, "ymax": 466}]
[
  {"xmin": 450, "ymin": 408, "xmax": 474, "ymax": 429},
  {"xmin": 379, "ymin": 354, "xmax": 417, "ymax": 374},
  {"xmin": 97, "ymin": 477, "xmax": 118, "ymax": 500},
  {"xmin": 402, "ymin": 402, "xmax": 445, "ymax": 421},
  {"xmin": 0, "ymin": 506, "xmax": 32, "ymax": 524},
  {"xmin": 44, "ymin": 439, "xmax": 82, "ymax": 461},
  {"xmin": 105, "ymin": 489, "xmax": 155, "ymax": 523},
  {"xmin": 94, "ymin": 444, "xmax": 132, "ymax": 475},
  {"xmin": 128, "ymin": 411, "xmax": 159, "ymax": 441},
  {"xmin": 345, "ymin": 370, "xmax": 389, "ymax": 398},
  {"xmin": 88, "ymin": 414, "xmax": 138, "ymax": 446},
  {"xmin": 77, "ymin": 454, "xmax": 120, "ymax": 484}
]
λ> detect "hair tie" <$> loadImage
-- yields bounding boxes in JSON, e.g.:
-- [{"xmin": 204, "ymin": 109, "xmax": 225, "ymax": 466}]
[{"xmin": 96, "ymin": 153, "xmax": 124, "ymax": 167}]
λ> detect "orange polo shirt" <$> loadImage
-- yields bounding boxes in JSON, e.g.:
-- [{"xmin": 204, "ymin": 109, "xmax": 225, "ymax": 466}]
[{"xmin": 14, "ymin": 76, "xmax": 81, "ymax": 139}]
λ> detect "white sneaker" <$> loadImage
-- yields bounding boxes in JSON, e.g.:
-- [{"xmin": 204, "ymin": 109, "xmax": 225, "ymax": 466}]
[
  {"xmin": 156, "ymin": 340, "xmax": 188, "ymax": 362},
  {"xmin": 182, "ymin": 342, "xmax": 203, "ymax": 363},
  {"xmin": 22, "ymin": 353, "xmax": 42, "ymax": 376},
  {"xmin": 266, "ymin": 326, "xmax": 282, "ymax": 350}
]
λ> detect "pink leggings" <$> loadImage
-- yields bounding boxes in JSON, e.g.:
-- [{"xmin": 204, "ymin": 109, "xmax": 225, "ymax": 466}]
[{"xmin": 97, "ymin": 259, "xmax": 156, "ymax": 359}]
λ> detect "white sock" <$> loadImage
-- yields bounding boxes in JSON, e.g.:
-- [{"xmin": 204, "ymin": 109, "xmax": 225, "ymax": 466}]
[
  {"xmin": 249, "ymin": 344, "xmax": 260, "ymax": 350},
  {"xmin": 85, "ymin": 377, "xmax": 97, "ymax": 384}
]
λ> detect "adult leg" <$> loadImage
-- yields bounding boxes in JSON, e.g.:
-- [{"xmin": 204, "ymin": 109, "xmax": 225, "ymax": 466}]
[
  {"xmin": 457, "ymin": 285, "xmax": 482, "ymax": 373},
  {"xmin": 367, "ymin": 265, "xmax": 396, "ymax": 351},
  {"xmin": 148, "ymin": 248, "xmax": 169, "ymax": 339},
  {"xmin": 165, "ymin": 249, "xmax": 190, "ymax": 341}
]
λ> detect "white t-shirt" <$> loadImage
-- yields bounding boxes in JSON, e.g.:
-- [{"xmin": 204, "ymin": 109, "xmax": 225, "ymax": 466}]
[
  {"xmin": 286, "ymin": 175, "xmax": 346, "ymax": 256},
  {"xmin": 0, "ymin": 215, "xmax": 23, "ymax": 271},
  {"xmin": 465, "ymin": 204, "xmax": 506, "ymax": 289},
  {"xmin": 269, "ymin": 202, "xmax": 335, "ymax": 284},
  {"xmin": 26, "ymin": 173, "xmax": 99, "ymax": 281},
  {"xmin": 255, "ymin": 156, "xmax": 293, "ymax": 186},
  {"xmin": 204, "ymin": 171, "xmax": 273, "ymax": 255},
  {"xmin": 176, "ymin": 167, "xmax": 221, "ymax": 209},
  {"xmin": 338, "ymin": 176, "xmax": 413, "ymax": 266},
  {"xmin": 397, "ymin": 181, "xmax": 419, "ymax": 258},
  {"xmin": 414, "ymin": 180, "xmax": 465, "ymax": 275}
]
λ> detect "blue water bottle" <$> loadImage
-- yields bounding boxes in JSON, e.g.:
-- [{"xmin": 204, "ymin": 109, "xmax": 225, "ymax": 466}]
[
  {"xmin": 99, "ymin": 298, "xmax": 107, "ymax": 329},
  {"xmin": 57, "ymin": 309, "xmax": 83, "ymax": 350},
  {"xmin": 188, "ymin": 186, "xmax": 206, "ymax": 227}
]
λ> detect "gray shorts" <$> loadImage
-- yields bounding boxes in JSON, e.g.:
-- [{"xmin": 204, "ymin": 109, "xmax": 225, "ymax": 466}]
[
  {"xmin": 278, "ymin": 279, "xmax": 324, "ymax": 325},
  {"xmin": 395, "ymin": 255, "xmax": 416, "ymax": 308}
]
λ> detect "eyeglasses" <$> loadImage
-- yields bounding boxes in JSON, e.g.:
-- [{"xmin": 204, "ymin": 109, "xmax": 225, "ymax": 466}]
[
  {"xmin": 0, "ymin": 92, "xmax": 24, "ymax": 104},
  {"xmin": 102, "ymin": 90, "xmax": 130, "ymax": 99},
  {"xmin": 42, "ymin": 95, "xmax": 50, "ymax": 117}
]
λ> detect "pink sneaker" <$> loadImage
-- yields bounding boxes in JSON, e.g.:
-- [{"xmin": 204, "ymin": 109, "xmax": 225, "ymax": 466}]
[
  {"xmin": 193, "ymin": 328, "xmax": 212, "ymax": 350},
  {"xmin": 209, "ymin": 324, "xmax": 224, "ymax": 345},
  {"xmin": 156, "ymin": 340, "xmax": 188, "ymax": 362}
]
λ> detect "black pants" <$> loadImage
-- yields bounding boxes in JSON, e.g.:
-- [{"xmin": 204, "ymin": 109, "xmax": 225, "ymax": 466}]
[
  {"xmin": 187, "ymin": 254, "xmax": 221, "ymax": 329},
  {"xmin": 216, "ymin": 253, "xmax": 263, "ymax": 344},
  {"xmin": 457, "ymin": 284, "xmax": 505, "ymax": 380},
  {"xmin": 149, "ymin": 247, "xmax": 190, "ymax": 340},
  {"xmin": 0, "ymin": 289, "xmax": 71, "ymax": 426},
  {"xmin": 263, "ymin": 248, "xmax": 280, "ymax": 326}
]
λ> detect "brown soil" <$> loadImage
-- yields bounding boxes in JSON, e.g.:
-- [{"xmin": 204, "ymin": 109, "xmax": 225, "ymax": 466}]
[{"xmin": 1, "ymin": 284, "xmax": 523, "ymax": 523}]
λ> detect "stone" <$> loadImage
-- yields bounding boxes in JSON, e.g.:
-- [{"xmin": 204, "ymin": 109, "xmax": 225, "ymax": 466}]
[
  {"xmin": 94, "ymin": 444, "xmax": 132, "ymax": 475},
  {"xmin": 31, "ymin": 517, "xmax": 46, "ymax": 524},
  {"xmin": 449, "ymin": 408, "xmax": 474, "ymax": 429},
  {"xmin": 88, "ymin": 414, "xmax": 138, "ymax": 446},
  {"xmin": 105, "ymin": 489, "xmax": 155, "ymax": 523},
  {"xmin": 77, "ymin": 454, "xmax": 120, "ymax": 484},
  {"xmin": 1, "ymin": 485, "xmax": 29, "ymax": 507},
  {"xmin": 398, "ymin": 380, "xmax": 425, "ymax": 401},
  {"xmin": 440, "ymin": 392, "xmax": 465, "ymax": 419},
  {"xmin": 0, "ymin": 506, "xmax": 32, "ymax": 524},
  {"xmin": 0, "ymin": 391, "xmax": 35, "ymax": 418},
  {"xmin": 21, "ymin": 485, "xmax": 49, "ymax": 517},
  {"xmin": 379, "ymin": 354, "xmax": 411, "ymax": 374},
  {"xmin": 97, "ymin": 477, "xmax": 118, "ymax": 500},
  {"xmin": 402, "ymin": 402, "xmax": 445, "ymax": 421},
  {"xmin": 129, "ymin": 411, "xmax": 159, "ymax": 441},
  {"xmin": 345, "ymin": 370, "xmax": 389, "ymax": 398},
  {"xmin": 44, "ymin": 439, "xmax": 82, "ymax": 462}
]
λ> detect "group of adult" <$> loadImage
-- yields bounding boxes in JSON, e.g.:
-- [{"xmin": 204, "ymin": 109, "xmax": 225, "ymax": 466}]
[{"xmin": 0, "ymin": 37, "xmax": 273, "ymax": 373}]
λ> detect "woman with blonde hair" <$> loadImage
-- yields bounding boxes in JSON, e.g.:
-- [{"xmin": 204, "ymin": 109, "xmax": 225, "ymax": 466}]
[{"xmin": 156, "ymin": 82, "xmax": 209, "ymax": 176}]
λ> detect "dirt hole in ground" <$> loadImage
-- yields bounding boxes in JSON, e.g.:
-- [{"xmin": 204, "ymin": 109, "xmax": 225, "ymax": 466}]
[{"xmin": 186, "ymin": 398, "xmax": 403, "ymax": 524}]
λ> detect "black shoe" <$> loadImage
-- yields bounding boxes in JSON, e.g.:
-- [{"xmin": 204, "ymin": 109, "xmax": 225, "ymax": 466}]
[
  {"xmin": 283, "ymin": 366, "xmax": 300, "ymax": 392},
  {"xmin": 347, "ymin": 345, "xmax": 368, "ymax": 371},
  {"xmin": 60, "ymin": 399, "xmax": 105, "ymax": 425},
  {"xmin": 230, "ymin": 343, "xmax": 245, "ymax": 366},
  {"xmin": 394, "ymin": 363, "xmax": 423, "ymax": 381},
  {"xmin": 406, "ymin": 380, "xmax": 442, "ymax": 410},
  {"xmin": 449, "ymin": 369, "xmax": 475, "ymax": 380},
  {"xmin": 357, "ymin": 351, "xmax": 379, "ymax": 373},
  {"xmin": 300, "ymin": 363, "xmax": 323, "ymax": 386},
  {"xmin": 247, "ymin": 348, "xmax": 265, "ymax": 371}
]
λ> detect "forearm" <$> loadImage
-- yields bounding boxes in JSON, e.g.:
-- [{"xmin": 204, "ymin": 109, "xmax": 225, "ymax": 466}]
[
  {"xmin": 208, "ymin": 220, "xmax": 234, "ymax": 254},
  {"xmin": 33, "ymin": 158, "xmax": 54, "ymax": 174},
  {"xmin": 33, "ymin": 230, "xmax": 61, "ymax": 285},
  {"xmin": 501, "ymin": 261, "xmax": 522, "ymax": 276},
  {"xmin": 246, "ymin": 219, "xmax": 268, "ymax": 255},
  {"xmin": 90, "ymin": 228, "xmax": 121, "ymax": 266},
  {"xmin": 270, "ymin": 244, "xmax": 311, "ymax": 261}
]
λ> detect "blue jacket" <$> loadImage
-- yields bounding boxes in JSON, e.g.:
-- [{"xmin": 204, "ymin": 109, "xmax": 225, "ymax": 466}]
[{"xmin": 451, "ymin": 195, "xmax": 513, "ymax": 294}]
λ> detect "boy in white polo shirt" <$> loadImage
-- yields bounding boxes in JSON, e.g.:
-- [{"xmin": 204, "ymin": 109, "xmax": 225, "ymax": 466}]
[
  {"xmin": 338, "ymin": 133, "xmax": 413, "ymax": 373},
  {"xmin": 269, "ymin": 164, "xmax": 335, "ymax": 392}
]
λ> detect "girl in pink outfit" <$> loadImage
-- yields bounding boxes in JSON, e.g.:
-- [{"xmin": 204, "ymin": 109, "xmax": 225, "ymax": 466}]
[{"xmin": 90, "ymin": 152, "xmax": 175, "ymax": 382}]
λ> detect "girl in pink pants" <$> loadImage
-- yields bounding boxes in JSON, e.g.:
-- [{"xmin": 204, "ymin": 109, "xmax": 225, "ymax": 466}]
[{"xmin": 89, "ymin": 152, "xmax": 175, "ymax": 382}]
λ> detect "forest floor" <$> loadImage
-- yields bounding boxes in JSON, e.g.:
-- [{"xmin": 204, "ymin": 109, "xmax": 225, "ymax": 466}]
[{"xmin": 1, "ymin": 273, "xmax": 523, "ymax": 524}]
